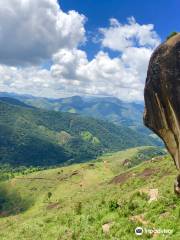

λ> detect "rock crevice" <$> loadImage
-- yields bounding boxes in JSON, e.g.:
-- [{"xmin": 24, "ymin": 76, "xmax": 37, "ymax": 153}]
[{"xmin": 144, "ymin": 33, "xmax": 180, "ymax": 192}]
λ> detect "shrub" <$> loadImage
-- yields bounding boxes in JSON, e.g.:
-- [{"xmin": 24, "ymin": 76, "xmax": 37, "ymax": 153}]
[
  {"xmin": 108, "ymin": 200, "xmax": 119, "ymax": 211},
  {"xmin": 167, "ymin": 32, "xmax": 178, "ymax": 40},
  {"xmin": 128, "ymin": 200, "xmax": 139, "ymax": 211},
  {"xmin": 75, "ymin": 202, "xmax": 82, "ymax": 215},
  {"xmin": 47, "ymin": 192, "xmax": 52, "ymax": 201},
  {"xmin": 0, "ymin": 183, "xmax": 31, "ymax": 215}
]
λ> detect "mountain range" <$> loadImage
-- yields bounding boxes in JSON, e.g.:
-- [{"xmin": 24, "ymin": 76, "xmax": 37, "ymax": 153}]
[
  {"xmin": 0, "ymin": 92, "xmax": 154, "ymax": 134},
  {"xmin": 0, "ymin": 96, "xmax": 160, "ymax": 167}
]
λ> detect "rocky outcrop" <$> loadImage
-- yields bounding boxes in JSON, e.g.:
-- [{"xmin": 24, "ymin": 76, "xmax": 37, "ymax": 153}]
[{"xmin": 144, "ymin": 33, "xmax": 180, "ymax": 193}]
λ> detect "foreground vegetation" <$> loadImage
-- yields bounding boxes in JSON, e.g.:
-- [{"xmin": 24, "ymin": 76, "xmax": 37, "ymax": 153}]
[{"xmin": 0, "ymin": 146, "xmax": 179, "ymax": 239}]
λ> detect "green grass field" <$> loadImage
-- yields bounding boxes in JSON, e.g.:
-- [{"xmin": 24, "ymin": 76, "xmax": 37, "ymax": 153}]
[{"xmin": 0, "ymin": 146, "xmax": 179, "ymax": 240}]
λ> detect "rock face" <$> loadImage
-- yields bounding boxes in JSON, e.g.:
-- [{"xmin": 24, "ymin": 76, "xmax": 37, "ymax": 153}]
[{"xmin": 144, "ymin": 33, "xmax": 180, "ymax": 193}]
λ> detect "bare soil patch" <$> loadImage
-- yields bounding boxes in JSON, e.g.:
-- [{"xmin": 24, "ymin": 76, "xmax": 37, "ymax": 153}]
[
  {"xmin": 138, "ymin": 168, "xmax": 158, "ymax": 179},
  {"xmin": 46, "ymin": 202, "xmax": 61, "ymax": 210},
  {"xmin": 110, "ymin": 172, "xmax": 132, "ymax": 184},
  {"xmin": 130, "ymin": 214, "xmax": 149, "ymax": 225}
]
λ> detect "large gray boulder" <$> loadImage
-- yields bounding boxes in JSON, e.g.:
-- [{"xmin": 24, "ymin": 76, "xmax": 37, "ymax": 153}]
[{"xmin": 144, "ymin": 33, "xmax": 180, "ymax": 194}]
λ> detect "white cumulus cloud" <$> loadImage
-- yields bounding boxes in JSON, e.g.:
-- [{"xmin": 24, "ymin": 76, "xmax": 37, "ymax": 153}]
[
  {"xmin": 0, "ymin": 0, "xmax": 86, "ymax": 65},
  {"xmin": 0, "ymin": 11, "xmax": 160, "ymax": 101},
  {"xmin": 100, "ymin": 17, "xmax": 160, "ymax": 51}
]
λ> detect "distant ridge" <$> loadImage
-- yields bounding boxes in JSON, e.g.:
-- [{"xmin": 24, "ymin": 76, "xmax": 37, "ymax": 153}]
[
  {"xmin": 0, "ymin": 92, "xmax": 145, "ymax": 128},
  {"xmin": 0, "ymin": 97, "xmax": 160, "ymax": 167},
  {"xmin": 0, "ymin": 97, "xmax": 34, "ymax": 109}
]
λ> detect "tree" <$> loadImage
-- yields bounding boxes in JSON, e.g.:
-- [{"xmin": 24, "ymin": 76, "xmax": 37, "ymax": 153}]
[{"xmin": 47, "ymin": 192, "xmax": 52, "ymax": 201}]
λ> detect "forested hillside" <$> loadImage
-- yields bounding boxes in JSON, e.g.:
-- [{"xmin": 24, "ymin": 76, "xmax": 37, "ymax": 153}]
[
  {"xmin": 0, "ymin": 98, "xmax": 159, "ymax": 167},
  {"xmin": 0, "ymin": 93, "xmax": 149, "ymax": 131}
]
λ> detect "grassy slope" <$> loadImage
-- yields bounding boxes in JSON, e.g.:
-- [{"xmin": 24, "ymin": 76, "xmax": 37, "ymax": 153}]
[{"xmin": 0, "ymin": 147, "xmax": 180, "ymax": 240}]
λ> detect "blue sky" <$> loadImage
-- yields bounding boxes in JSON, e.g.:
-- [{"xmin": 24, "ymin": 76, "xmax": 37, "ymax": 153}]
[
  {"xmin": 0, "ymin": 0, "xmax": 179, "ymax": 101},
  {"xmin": 60, "ymin": 0, "xmax": 180, "ymax": 59}
]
